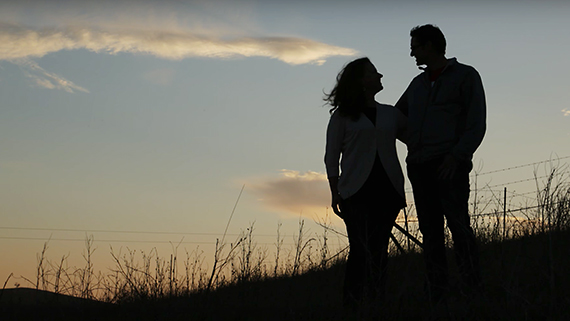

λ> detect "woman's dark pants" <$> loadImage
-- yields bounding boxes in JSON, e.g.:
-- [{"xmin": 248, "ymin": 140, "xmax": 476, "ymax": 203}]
[{"xmin": 342, "ymin": 192, "xmax": 400, "ymax": 304}]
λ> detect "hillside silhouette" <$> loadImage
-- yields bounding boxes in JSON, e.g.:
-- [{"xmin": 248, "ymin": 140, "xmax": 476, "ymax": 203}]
[{"xmin": 2, "ymin": 229, "xmax": 569, "ymax": 320}]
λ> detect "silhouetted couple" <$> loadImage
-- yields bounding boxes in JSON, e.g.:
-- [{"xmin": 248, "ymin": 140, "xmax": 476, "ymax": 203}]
[{"xmin": 324, "ymin": 24, "xmax": 486, "ymax": 308}]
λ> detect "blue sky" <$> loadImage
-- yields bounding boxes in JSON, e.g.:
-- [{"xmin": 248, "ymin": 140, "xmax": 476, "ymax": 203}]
[{"xmin": 1, "ymin": 0, "xmax": 569, "ymax": 284}]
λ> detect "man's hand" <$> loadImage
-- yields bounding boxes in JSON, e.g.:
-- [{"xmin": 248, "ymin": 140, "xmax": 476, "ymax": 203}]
[{"xmin": 437, "ymin": 154, "xmax": 458, "ymax": 179}]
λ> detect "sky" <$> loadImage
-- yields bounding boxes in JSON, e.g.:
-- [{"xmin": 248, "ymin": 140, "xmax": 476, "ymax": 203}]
[{"xmin": 1, "ymin": 0, "xmax": 569, "ymax": 286}]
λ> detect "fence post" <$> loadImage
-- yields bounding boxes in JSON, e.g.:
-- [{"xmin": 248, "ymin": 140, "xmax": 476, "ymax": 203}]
[
  {"xmin": 403, "ymin": 207, "xmax": 411, "ymax": 251},
  {"xmin": 503, "ymin": 187, "xmax": 507, "ymax": 240}
]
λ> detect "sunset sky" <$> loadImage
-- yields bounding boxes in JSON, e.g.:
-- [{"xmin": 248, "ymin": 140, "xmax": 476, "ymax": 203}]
[{"xmin": 1, "ymin": 0, "xmax": 569, "ymax": 285}]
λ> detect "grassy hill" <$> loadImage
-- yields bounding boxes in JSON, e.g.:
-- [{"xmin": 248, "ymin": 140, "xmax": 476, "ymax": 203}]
[
  {"xmin": 2, "ymin": 229, "xmax": 569, "ymax": 320},
  {"xmin": 3, "ymin": 170, "xmax": 569, "ymax": 320}
]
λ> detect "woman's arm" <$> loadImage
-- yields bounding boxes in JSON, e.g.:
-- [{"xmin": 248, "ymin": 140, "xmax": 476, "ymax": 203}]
[
  {"xmin": 324, "ymin": 114, "xmax": 343, "ymax": 178},
  {"xmin": 324, "ymin": 114, "xmax": 344, "ymax": 217},
  {"xmin": 327, "ymin": 176, "xmax": 343, "ymax": 217}
]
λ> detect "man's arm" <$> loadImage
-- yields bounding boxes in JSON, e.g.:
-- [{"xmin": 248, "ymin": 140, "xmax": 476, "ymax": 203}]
[
  {"xmin": 438, "ymin": 68, "xmax": 486, "ymax": 179},
  {"xmin": 451, "ymin": 68, "xmax": 487, "ymax": 161}
]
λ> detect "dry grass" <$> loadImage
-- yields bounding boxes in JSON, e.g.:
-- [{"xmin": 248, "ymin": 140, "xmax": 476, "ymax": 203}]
[{"xmin": 2, "ymin": 164, "xmax": 569, "ymax": 320}]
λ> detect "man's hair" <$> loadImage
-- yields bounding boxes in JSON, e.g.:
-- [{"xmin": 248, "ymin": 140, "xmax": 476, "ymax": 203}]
[{"xmin": 410, "ymin": 24, "xmax": 446, "ymax": 55}]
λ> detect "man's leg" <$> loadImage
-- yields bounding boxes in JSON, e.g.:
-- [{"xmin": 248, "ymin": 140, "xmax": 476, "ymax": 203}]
[
  {"xmin": 438, "ymin": 161, "xmax": 482, "ymax": 291},
  {"xmin": 408, "ymin": 160, "xmax": 449, "ymax": 302}
]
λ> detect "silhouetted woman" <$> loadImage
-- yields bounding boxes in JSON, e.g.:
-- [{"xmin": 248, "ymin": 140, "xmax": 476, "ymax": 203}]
[{"xmin": 324, "ymin": 57, "xmax": 407, "ymax": 306}]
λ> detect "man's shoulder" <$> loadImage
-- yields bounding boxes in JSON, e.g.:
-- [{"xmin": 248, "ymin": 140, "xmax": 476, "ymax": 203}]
[
  {"xmin": 448, "ymin": 58, "xmax": 479, "ymax": 75},
  {"xmin": 377, "ymin": 102, "xmax": 395, "ymax": 109},
  {"xmin": 411, "ymin": 71, "xmax": 426, "ymax": 81},
  {"xmin": 406, "ymin": 72, "xmax": 426, "ymax": 88}
]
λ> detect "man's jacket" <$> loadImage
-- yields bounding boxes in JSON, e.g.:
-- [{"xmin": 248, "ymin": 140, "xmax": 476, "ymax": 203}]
[{"xmin": 396, "ymin": 58, "xmax": 486, "ymax": 164}]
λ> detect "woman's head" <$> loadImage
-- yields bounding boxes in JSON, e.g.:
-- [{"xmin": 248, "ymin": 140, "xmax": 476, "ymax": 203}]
[{"xmin": 324, "ymin": 57, "xmax": 383, "ymax": 118}]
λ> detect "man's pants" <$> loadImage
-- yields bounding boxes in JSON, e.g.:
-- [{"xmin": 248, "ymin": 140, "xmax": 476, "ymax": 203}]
[{"xmin": 407, "ymin": 157, "xmax": 482, "ymax": 300}]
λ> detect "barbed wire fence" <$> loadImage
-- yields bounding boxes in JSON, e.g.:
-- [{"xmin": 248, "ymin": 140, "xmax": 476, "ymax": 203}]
[
  {"xmin": 1, "ymin": 155, "xmax": 569, "ymax": 298},
  {"xmin": 1, "ymin": 155, "xmax": 569, "ymax": 245},
  {"xmin": 392, "ymin": 155, "xmax": 570, "ymax": 252}
]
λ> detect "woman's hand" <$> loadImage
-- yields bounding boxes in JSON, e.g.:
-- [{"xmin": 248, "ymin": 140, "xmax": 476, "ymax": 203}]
[
  {"xmin": 331, "ymin": 193, "xmax": 344, "ymax": 218},
  {"xmin": 328, "ymin": 176, "xmax": 344, "ymax": 218}
]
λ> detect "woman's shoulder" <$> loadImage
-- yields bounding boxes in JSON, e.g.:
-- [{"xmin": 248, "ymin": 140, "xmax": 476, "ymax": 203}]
[
  {"xmin": 329, "ymin": 109, "xmax": 342, "ymax": 119},
  {"xmin": 328, "ymin": 109, "xmax": 347, "ymax": 124},
  {"xmin": 376, "ymin": 102, "xmax": 399, "ymax": 115}
]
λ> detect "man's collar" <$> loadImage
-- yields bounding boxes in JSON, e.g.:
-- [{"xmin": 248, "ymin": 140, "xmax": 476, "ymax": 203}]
[
  {"xmin": 446, "ymin": 57, "xmax": 457, "ymax": 67},
  {"xmin": 421, "ymin": 57, "xmax": 457, "ymax": 73}
]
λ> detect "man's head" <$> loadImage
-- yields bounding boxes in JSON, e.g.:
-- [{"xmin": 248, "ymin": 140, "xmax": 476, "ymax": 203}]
[{"xmin": 409, "ymin": 24, "xmax": 446, "ymax": 66}]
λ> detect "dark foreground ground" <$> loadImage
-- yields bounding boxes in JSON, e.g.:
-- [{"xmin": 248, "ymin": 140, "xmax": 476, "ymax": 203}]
[{"xmin": 1, "ymin": 230, "xmax": 569, "ymax": 320}]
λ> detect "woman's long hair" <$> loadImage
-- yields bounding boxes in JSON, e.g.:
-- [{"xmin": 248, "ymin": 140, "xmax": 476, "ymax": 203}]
[{"xmin": 324, "ymin": 57, "xmax": 371, "ymax": 119}]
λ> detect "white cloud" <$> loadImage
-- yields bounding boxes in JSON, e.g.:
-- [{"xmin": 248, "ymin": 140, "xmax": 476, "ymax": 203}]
[
  {"xmin": 562, "ymin": 108, "xmax": 570, "ymax": 117},
  {"xmin": 0, "ymin": 23, "xmax": 357, "ymax": 65},
  {"xmin": 250, "ymin": 169, "xmax": 330, "ymax": 216},
  {"xmin": 1, "ymin": 23, "xmax": 356, "ymax": 92},
  {"xmin": 14, "ymin": 58, "xmax": 89, "ymax": 93}
]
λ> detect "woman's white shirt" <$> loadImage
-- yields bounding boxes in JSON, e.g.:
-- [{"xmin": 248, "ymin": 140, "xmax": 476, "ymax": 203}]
[{"xmin": 324, "ymin": 103, "xmax": 407, "ymax": 200}]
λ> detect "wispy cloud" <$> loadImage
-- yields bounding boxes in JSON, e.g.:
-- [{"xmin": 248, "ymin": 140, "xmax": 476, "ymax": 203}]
[
  {"xmin": 143, "ymin": 68, "xmax": 176, "ymax": 86},
  {"xmin": 14, "ymin": 58, "xmax": 89, "ymax": 93},
  {"xmin": 250, "ymin": 170, "xmax": 330, "ymax": 216},
  {"xmin": 0, "ymin": 23, "xmax": 357, "ymax": 65},
  {"xmin": 562, "ymin": 108, "xmax": 570, "ymax": 117},
  {"xmin": 1, "ymin": 22, "xmax": 356, "ymax": 92}
]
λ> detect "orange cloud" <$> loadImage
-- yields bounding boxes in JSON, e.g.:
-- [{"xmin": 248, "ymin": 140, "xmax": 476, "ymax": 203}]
[{"xmin": 250, "ymin": 170, "xmax": 330, "ymax": 216}]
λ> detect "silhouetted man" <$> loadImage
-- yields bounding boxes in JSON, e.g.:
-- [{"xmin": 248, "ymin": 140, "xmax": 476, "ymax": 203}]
[{"xmin": 396, "ymin": 24, "xmax": 486, "ymax": 303}]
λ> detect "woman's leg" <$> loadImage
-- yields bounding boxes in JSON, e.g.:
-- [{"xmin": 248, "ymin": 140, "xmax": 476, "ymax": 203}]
[
  {"xmin": 367, "ymin": 206, "xmax": 401, "ymax": 300},
  {"xmin": 342, "ymin": 196, "xmax": 368, "ymax": 304},
  {"xmin": 343, "ymin": 194, "xmax": 401, "ymax": 303}
]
